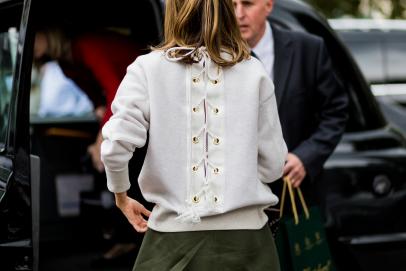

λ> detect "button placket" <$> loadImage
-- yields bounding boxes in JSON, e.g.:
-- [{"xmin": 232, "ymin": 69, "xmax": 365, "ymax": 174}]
[{"xmin": 188, "ymin": 53, "xmax": 224, "ymax": 217}]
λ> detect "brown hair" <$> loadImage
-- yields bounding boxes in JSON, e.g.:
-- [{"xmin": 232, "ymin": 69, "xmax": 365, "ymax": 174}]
[
  {"xmin": 33, "ymin": 26, "xmax": 72, "ymax": 68},
  {"xmin": 42, "ymin": 27, "xmax": 72, "ymax": 61},
  {"xmin": 154, "ymin": 0, "xmax": 250, "ymax": 66}
]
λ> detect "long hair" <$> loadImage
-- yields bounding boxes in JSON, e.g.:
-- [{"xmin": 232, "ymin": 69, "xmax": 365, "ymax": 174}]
[
  {"xmin": 34, "ymin": 26, "xmax": 72, "ymax": 67},
  {"xmin": 44, "ymin": 28, "xmax": 71, "ymax": 61},
  {"xmin": 155, "ymin": 0, "xmax": 250, "ymax": 66}
]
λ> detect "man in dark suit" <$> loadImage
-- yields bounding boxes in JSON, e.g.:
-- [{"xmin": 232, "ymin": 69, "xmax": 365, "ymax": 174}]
[{"xmin": 233, "ymin": 0, "xmax": 348, "ymax": 201}]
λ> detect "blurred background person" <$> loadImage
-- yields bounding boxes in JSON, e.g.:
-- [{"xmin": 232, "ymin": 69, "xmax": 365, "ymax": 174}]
[
  {"xmin": 33, "ymin": 27, "xmax": 142, "ymax": 171},
  {"xmin": 32, "ymin": 60, "xmax": 94, "ymax": 117},
  {"xmin": 33, "ymin": 26, "xmax": 149, "ymax": 267}
]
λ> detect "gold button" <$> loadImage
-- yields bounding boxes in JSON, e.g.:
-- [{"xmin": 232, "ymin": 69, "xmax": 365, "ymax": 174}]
[
  {"xmin": 213, "ymin": 138, "xmax": 220, "ymax": 145},
  {"xmin": 192, "ymin": 165, "xmax": 198, "ymax": 172},
  {"xmin": 192, "ymin": 107, "xmax": 199, "ymax": 113},
  {"xmin": 213, "ymin": 168, "xmax": 219, "ymax": 174},
  {"xmin": 192, "ymin": 77, "xmax": 200, "ymax": 83},
  {"xmin": 211, "ymin": 79, "xmax": 219, "ymax": 84},
  {"xmin": 193, "ymin": 137, "xmax": 199, "ymax": 144},
  {"xmin": 213, "ymin": 108, "xmax": 219, "ymax": 114},
  {"xmin": 192, "ymin": 196, "xmax": 200, "ymax": 203}
]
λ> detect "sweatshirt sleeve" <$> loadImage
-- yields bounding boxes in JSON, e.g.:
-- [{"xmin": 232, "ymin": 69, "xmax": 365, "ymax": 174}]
[
  {"xmin": 101, "ymin": 59, "xmax": 149, "ymax": 193},
  {"xmin": 257, "ymin": 76, "xmax": 288, "ymax": 183}
]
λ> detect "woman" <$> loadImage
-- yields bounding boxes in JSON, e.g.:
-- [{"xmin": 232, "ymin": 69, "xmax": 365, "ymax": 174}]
[{"xmin": 101, "ymin": 0, "xmax": 287, "ymax": 269}]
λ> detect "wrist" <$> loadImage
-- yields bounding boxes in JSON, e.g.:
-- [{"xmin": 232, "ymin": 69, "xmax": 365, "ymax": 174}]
[{"xmin": 114, "ymin": 192, "xmax": 128, "ymax": 208}]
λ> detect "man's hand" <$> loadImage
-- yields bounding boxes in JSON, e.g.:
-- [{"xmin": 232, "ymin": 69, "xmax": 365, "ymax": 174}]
[
  {"xmin": 115, "ymin": 192, "xmax": 151, "ymax": 233},
  {"xmin": 283, "ymin": 153, "xmax": 306, "ymax": 188}
]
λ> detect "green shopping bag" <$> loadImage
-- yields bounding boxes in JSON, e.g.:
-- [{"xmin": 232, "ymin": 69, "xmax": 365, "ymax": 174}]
[{"xmin": 275, "ymin": 177, "xmax": 335, "ymax": 271}]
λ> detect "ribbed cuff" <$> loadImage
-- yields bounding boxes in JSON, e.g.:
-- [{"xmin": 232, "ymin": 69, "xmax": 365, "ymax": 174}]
[{"xmin": 106, "ymin": 167, "xmax": 131, "ymax": 193}]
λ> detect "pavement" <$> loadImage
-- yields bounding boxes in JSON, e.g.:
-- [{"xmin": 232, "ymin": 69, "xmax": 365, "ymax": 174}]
[{"xmin": 39, "ymin": 240, "xmax": 135, "ymax": 271}]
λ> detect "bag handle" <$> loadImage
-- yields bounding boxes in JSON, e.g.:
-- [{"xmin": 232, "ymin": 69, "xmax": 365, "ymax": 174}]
[{"xmin": 279, "ymin": 176, "xmax": 310, "ymax": 225}]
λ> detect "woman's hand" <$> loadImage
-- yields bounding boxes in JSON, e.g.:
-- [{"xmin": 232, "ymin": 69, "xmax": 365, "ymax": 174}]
[
  {"xmin": 88, "ymin": 131, "xmax": 104, "ymax": 173},
  {"xmin": 115, "ymin": 192, "xmax": 151, "ymax": 233}
]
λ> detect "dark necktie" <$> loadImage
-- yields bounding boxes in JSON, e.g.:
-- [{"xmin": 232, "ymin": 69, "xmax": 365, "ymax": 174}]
[{"xmin": 250, "ymin": 50, "xmax": 259, "ymax": 60}]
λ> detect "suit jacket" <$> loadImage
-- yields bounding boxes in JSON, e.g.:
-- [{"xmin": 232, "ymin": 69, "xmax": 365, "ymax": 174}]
[{"xmin": 270, "ymin": 24, "xmax": 348, "ymax": 180}]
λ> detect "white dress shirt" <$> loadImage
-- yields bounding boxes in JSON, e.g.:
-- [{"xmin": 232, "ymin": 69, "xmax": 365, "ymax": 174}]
[
  {"xmin": 252, "ymin": 21, "xmax": 274, "ymax": 80},
  {"xmin": 38, "ymin": 61, "xmax": 93, "ymax": 117}
]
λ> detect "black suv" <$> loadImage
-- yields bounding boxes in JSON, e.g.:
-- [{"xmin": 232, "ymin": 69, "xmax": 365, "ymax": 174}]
[{"xmin": 1, "ymin": 0, "xmax": 406, "ymax": 270}]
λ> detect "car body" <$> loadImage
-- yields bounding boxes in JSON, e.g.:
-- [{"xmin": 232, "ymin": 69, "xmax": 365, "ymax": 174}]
[
  {"xmin": 330, "ymin": 18, "xmax": 406, "ymax": 134},
  {"xmin": 0, "ymin": 0, "xmax": 405, "ymax": 270},
  {"xmin": 270, "ymin": 3, "xmax": 406, "ymax": 270}
]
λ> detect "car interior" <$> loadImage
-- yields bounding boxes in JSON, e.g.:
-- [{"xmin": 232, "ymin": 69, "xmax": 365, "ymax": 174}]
[{"xmin": 28, "ymin": 0, "xmax": 162, "ymax": 269}]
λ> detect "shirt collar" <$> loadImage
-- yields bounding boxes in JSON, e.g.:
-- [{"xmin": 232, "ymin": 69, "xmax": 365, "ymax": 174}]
[{"xmin": 252, "ymin": 21, "xmax": 273, "ymax": 58}]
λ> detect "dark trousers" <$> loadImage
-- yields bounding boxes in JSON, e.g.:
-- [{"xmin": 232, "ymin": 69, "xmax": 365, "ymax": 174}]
[{"xmin": 134, "ymin": 225, "xmax": 280, "ymax": 271}]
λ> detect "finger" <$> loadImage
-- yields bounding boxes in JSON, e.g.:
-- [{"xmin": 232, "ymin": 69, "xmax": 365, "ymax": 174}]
[
  {"xmin": 132, "ymin": 222, "xmax": 146, "ymax": 233},
  {"xmin": 292, "ymin": 178, "xmax": 302, "ymax": 188},
  {"xmin": 141, "ymin": 207, "xmax": 151, "ymax": 217},
  {"xmin": 127, "ymin": 215, "xmax": 139, "ymax": 227},
  {"xmin": 124, "ymin": 212, "xmax": 147, "ymax": 232},
  {"xmin": 134, "ymin": 215, "xmax": 147, "ymax": 225},
  {"xmin": 133, "ymin": 221, "xmax": 148, "ymax": 233},
  {"xmin": 287, "ymin": 170, "xmax": 298, "ymax": 183},
  {"xmin": 292, "ymin": 174, "xmax": 304, "ymax": 188},
  {"xmin": 140, "ymin": 221, "xmax": 148, "ymax": 228},
  {"xmin": 138, "ymin": 226, "xmax": 148, "ymax": 233},
  {"xmin": 133, "ymin": 225, "xmax": 145, "ymax": 233},
  {"xmin": 291, "ymin": 175, "xmax": 303, "ymax": 188},
  {"xmin": 133, "ymin": 214, "xmax": 145, "ymax": 224},
  {"xmin": 291, "ymin": 168, "xmax": 305, "ymax": 187},
  {"xmin": 283, "ymin": 161, "xmax": 294, "ymax": 176},
  {"xmin": 134, "ymin": 213, "xmax": 149, "ymax": 225}
]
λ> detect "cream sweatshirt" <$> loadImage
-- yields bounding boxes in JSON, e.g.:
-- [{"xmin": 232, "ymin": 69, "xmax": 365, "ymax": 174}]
[{"xmin": 101, "ymin": 47, "xmax": 287, "ymax": 232}]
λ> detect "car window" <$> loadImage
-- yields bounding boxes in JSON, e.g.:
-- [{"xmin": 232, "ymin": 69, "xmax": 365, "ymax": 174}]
[
  {"xmin": 386, "ymin": 41, "xmax": 406, "ymax": 83},
  {"xmin": 271, "ymin": 15, "xmax": 384, "ymax": 131},
  {"xmin": 344, "ymin": 40, "xmax": 386, "ymax": 83},
  {"xmin": 0, "ymin": 27, "xmax": 18, "ymax": 150}
]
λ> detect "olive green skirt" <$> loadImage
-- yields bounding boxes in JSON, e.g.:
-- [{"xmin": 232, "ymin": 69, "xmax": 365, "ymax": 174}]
[{"xmin": 133, "ymin": 225, "xmax": 280, "ymax": 271}]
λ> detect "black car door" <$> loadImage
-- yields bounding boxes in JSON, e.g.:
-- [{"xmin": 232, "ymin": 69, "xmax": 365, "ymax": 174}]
[{"xmin": 0, "ymin": 0, "xmax": 39, "ymax": 270}]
